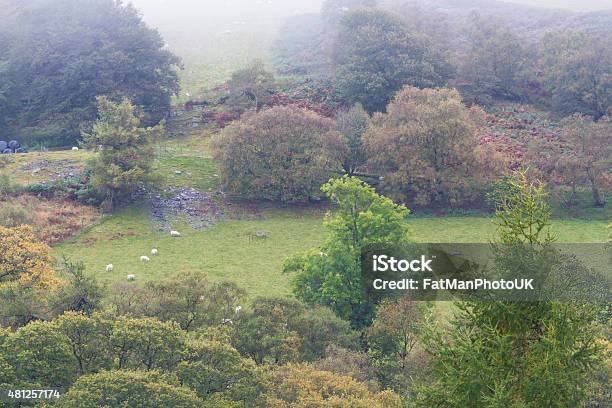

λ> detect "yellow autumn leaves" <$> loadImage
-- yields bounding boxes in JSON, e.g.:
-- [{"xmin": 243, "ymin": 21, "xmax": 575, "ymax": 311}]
[{"xmin": 0, "ymin": 225, "xmax": 58, "ymax": 290}]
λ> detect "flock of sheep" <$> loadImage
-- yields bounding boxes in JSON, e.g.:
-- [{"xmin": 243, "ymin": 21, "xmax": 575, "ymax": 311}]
[{"xmin": 105, "ymin": 230, "xmax": 181, "ymax": 281}]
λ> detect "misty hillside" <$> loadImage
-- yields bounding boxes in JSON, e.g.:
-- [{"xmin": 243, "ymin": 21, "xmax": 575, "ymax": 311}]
[{"xmin": 379, "ymin": 0, "xmax": 612, "ymax": 33}]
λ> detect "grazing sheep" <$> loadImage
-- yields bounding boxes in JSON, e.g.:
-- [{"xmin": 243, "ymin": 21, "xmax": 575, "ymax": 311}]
[
  {"xmin": 71, "ymin": 146, "xmax": 79, "ymax": 151},
  {"xmin": 140, "ymin": 255, "xmax": 150, "ymax": 262},
  {"xmin": 235, "ymin": 305, "xmax": 242, "ymax": 313},
  {"xmin": 170, "ymin": 230, "xmax": 181, "ymax": 237},
  {"xmin": 106, "ymin": 264, "xmax": 114, "ymax": 272},
  {"xmin": 222, "ymin": 318, "xmax": 233, "ymax": 325},
  {"xmin": 151, "ymin": 248, "xmax": 158, "ymax": 256},
  {"xmin": 127, "ymin": 274, "xmax": 136, "ymax": 281}
]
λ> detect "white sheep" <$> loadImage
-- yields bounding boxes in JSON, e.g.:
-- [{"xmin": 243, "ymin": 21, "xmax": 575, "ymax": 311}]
[
  {"xmin": 222, "ymin": 318, "xmax": 233, "ymax": 325},
  {"xmin": 71, "ymin": 146, "xmax": 79, "ymax": 151},
  {"xmin": 105, "ymin": 264, "xmax": 114, "ymax": 272},
  {"xmin": 140, "ymin": 255, "xmax": 150, "ymax": 262},
  {"xmin": 151, "ymin": 248, "xmax": 158, "ymax": 256},
  {"xmin": 127, "ymin": 274, "xmax": 136, "ymax": 281},
  {"xmin": 235, "ymin": 305, "xmax": 242, "ymax": 313},
  {"xmin": 170, "ymin": 230, "xmax": 181, "ymax": 237}
]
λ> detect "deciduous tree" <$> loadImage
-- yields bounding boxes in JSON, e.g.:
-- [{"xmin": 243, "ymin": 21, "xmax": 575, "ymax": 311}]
[
  {"xmin": 560, "ymin": 114, "xmax": 611, "ymax": 207},
  {"xmin": 367, "ymin": 299, "xmax": 431, "ymax": 390},
  {"xmin": 284, "ymin": 176, "xmax": 411, "ymax": 326},
  {"xmin": 176, "ymin": 338, "xmax": 267, "ymax": 406},
  {"xmin": 265, "ymin": 364, "xmax": 403, "ymax": 408},
  {"xmin": 213, "ymin": 106, "xmax": 335, "ymax": 202},
  {"xmin": 232, "ymin": 297, "xmax": 358, "ymax": 364},
  {"xmin": 461, "ymin": 12, "xmax": 532, "ymax": 103},
  {"xmin": 0, "ymin": 226, "xmax": 55, "ymax": 287},
  {"xmin": 0, "ymin": 0, "xmax": 179, "ymax": 146},
  {"xmin": 333, "ymin": 104, "xmax": 370, "ymax": 176},
  {"xmin": 333, "ymin": 8, "xmax": 453, "ymax": 113},
  {"xmin": 541, "ymin": 30, "xmax": 612, "ymax": 118},
  {"xmin": 364, "ymin": 86, "xmax": 505, "ymax": 207},
  {"xmin": 2, "ymin": 321, "xmax": 76, "ymax": 389},
  {"xmin": 60, "ymin": 370, "xmax": 203, "ymax": 408},
  {"xmin": 227, "ymin": 60, "xmax": 278, "ymax": 113},
  {"xmin": 110, "ymin": 316, "xmax": 184, "ymax": 371}
]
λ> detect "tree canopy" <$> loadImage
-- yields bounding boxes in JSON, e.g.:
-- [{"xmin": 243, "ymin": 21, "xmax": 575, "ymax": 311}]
[
  {"xmin": 541, "ymin": 30, "xmax": 612, "ymax": 118},
  {"xmin": 284, "ymin": 176, "xmax": 411, "ymax": 326},
  {"xmin": 213, "ymin": 105, "xmax": 336, "ymax": 203},
  {"xmin": 333, "ymin": 8, "xmax": 453, "ymax": 113},
  {"xmin": 364, "ymin": 86, "xmax": 504, "ymax": 208},
  {"xmin": 0, "ymin": 0, "xmax": 180, "ymax": 146}
]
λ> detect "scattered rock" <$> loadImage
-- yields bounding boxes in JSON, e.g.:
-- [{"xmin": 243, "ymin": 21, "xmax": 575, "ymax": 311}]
[{"xmin": 150, "ymin": 187, "xmax": 262, "ymax": 231}]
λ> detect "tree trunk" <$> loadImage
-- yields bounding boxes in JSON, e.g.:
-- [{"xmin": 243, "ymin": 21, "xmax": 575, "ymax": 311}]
[{"xmin": 587, "ymin": 169, "xmax": 605, "ymax": 207}]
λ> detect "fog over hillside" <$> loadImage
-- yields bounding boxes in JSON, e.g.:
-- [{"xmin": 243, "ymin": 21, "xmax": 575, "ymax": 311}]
[
  {"xmin": 128, "ymin": 0, "xmax": 610, "ymax": 28},
  {"xmin": 505, "ymin": 1, "xmax": 612, "ymax": 11},
  {"xmin": 127, "ymin": 0, "xmax": 610, "ymax": 54},
  {"xmin": 126, "ymin": 0, "xmax": 610, "ymax": 97}
]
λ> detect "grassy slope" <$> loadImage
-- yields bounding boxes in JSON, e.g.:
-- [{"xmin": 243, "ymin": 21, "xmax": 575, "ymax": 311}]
[
  {"xmin": 55, "ymin": 206, "xmax": 327, "ymax": 297},
  {"xmin": 1, "ymin": 149, "xmax": 93, "ymax": 185},
  {"xmin": 56, "ymin": 206, "xmax": 609, "ymax": 298}
]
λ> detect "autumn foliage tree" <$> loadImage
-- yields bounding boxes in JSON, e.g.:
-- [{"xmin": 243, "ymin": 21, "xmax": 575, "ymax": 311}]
[
  {"xmin": 560, "ymin": 114, "xmax": 611, "ymax": 207},
  {"xmin": 213, "ymin": 105, "xmax": 337, "ymax": 202},
  {"xmin": 541, "ymin": 30, "xmax": 612, "ymax": 118},
  {"xmin": 364, "ymin": 86, "xmax": 505, "ymax": 208},
  {"xmin": 0, "ymin": 226, "xmax": 58, "ymax": 328},
  {"xmin": 0, "ymin": 226, "xmax": 55, "ymax": 288},
  {"xmin": 265, "ymin": 364, "xmax": 403, "ymax": 408}
]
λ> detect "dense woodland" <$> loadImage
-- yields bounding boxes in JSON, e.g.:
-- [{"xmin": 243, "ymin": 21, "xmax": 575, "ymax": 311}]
[{"xmin": 0, "ymin": 0, "xmax": 610, "ymax": 407}]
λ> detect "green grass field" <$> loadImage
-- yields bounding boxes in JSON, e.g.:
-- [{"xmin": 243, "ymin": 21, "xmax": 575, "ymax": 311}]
[{"xmin": 55, "ymin": 204, "xmax": 609, "ymax": 299}]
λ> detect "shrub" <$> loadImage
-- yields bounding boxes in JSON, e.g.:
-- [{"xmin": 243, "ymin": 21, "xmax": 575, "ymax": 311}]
[
  {"xmin": 0, "ymin": 173, "xmax": 23, "ymax": 198},
  {"xmin": 26, "ymin": 181, "xmax": 67, "ymax": 199},
  {"xmin": 226, "ymin": 60, "xmax": 278, "ymax": 114},
  {"xmin": 0, "ymin": 203, "xmax": 36, "ymax": 228},
  {"xmin": 213, "ymin": 105, "xmax": 336, "ymax": 202}
]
